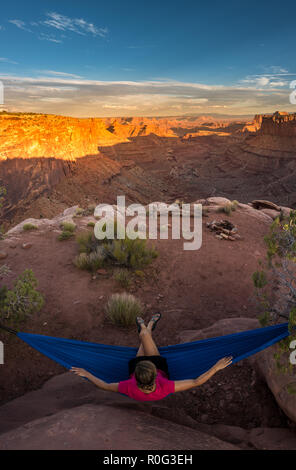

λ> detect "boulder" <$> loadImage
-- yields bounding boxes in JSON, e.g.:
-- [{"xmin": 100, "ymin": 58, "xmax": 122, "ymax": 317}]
[
  {"xmin": 236, "ymin": 203, "xmax": 273, "ymax": 223},
  {"xmin": 206, "ymin": 197, "xmax": 231, "ymax": 206},
  {"xmin": 6, "ymin": 217, "xmax": 55, "ymax": 235},
  {"xmin": 251, "ymin": 345, "xmax": 296, "ymax": 424},
  {"xmin": 260, "ymin": 208, "xmax": 281, "ymax": 220},
  {"xmin": 251, "ymin": 200, "xmax": 281, "ymax": 211},
  {"xmin": 248, "ymin": 427, "xmax": 296, "ymax": 450},
  {"xmin": 280, "ymin": 206, "xmax": 293, "ymax": 219},
  {"xmin": 179, "ymin": 318, "xmax": 296, "ymax": 424},
  {"xmin": 0, "ymin": 403, "xmax": 238, "ymax": 450},
  {"xmin": 0, "ymin": 251, "xmax": 7, "ymax": 259},
  {"xmin": 62, "ymin": 206, "xmax": 80, "ymax": 217}
]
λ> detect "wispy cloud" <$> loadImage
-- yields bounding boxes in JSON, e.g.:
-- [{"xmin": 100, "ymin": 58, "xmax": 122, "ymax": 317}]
[
  {"xmin": 43, "ymin": 12, "xmax": 108, "ymax": 38},
  {"xmin": 38, "ymin": 32, "xmax": 62, "ymax": 43},
  {"xmin": 240, "ymin": 67, "xmax": 295, "ymax": 89},
  {"xmin": 0, "ymin": 57, "xmax": 18, "ymax": 65},
  {"xmin": 0, "ymin": 73, "xmax": 294, "ymax": 117},
  {"xmin": 36, "ymin": 70, "xmax": 83, "ymax": 79},
  {"xmin": 8, "ymin": 12, "xmax": 108, "ymax": 44},
  {"xmin": 9, "ymin": 19, "xmax": 32, "ymax": 32}
]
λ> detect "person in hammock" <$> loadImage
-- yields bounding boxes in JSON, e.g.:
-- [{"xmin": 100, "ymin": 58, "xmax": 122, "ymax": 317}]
[{"xmin": 71, "ymin": 313, "xmax": 232, "ymax": 401}]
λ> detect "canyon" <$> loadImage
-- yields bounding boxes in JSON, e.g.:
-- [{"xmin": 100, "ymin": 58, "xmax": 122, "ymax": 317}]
[{"xmin": 0, "ymin": 111, "xmax": 296, "ymax": 228}]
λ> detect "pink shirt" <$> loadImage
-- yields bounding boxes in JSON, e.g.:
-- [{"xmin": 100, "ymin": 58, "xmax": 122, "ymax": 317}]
[{"xmin": 118, "ymin": 370, "xmax": 175, "ymax": 401}]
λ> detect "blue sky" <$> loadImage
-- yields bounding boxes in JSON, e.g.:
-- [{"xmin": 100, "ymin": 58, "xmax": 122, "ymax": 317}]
[{"xmin": 0, "ymin": 0, "xmax": 295, "ymax": 116}]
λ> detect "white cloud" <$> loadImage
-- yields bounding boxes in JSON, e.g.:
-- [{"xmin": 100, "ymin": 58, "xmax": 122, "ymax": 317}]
[
  {"xmin": 0, "ymin": 57, "xmax": 18, "ymax": 65},
  {"xmin": 43, "ymin": 12, "xmax": 108, "ymax": 38},
  {"xmin": 38, "ymin": 33, "xmax": 62, "ymax": 43},
  {"xmin": 9, "ymin": 19, "xmax": 32, "ymax": 32},
  {"xmin": 36, "ymin": 70, "xmax": 83, "ymax": 79},
  {"xmin": 8, "ymin": 13, "xmax": 108, "ymax": 44},
  {"xmin": 0, "ymin": 74, "xmax": 294, "ymax": 117}
]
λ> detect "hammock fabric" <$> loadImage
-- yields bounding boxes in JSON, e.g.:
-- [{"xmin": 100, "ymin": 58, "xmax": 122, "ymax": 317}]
[{"xmin": 0, "ymin": 322, "xmax": 290, "ymax": 382}]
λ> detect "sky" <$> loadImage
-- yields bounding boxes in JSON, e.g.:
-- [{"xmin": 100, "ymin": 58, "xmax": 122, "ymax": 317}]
[{"xmin": 0, "ymin": 0, "xmax": 296, "ymax": 117}]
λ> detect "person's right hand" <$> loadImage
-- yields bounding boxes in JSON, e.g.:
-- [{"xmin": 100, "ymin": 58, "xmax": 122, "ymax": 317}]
[{"xmin": 215, "ymin": 356, "xmax": 233, "ymax": 371}]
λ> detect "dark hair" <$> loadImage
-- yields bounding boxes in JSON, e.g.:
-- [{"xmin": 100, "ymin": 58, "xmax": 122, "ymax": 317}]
[{"xmin": 135, "ymin": 360, "xmax": 157, "ymax": 391}]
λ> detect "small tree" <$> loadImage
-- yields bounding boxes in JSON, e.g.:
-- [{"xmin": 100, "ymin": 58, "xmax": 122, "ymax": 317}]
[
  {"xmin": 253, "ymin": 211, "xmax": 296, "ymax": 372},
  {"xmin": 1, "ymin": 269, "xmax": 44, "ymax": 323}
]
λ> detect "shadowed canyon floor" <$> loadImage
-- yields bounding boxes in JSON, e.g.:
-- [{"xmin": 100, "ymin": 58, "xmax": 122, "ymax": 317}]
[{"xmin": 1, "ymin": 112, "xmax": 296, "ymax": 228}]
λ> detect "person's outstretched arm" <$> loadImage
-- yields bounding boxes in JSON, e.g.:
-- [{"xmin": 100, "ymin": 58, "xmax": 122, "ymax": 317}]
[
  {"xmin": 71, "ymin": 367, "xmax": 119, "ymax": 392},
  {"xmin": 174, "ymin": 356, "xmax": 233, "ymax": 393}
]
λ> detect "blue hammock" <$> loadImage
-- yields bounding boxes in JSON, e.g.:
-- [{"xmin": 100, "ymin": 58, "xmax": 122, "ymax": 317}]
[{"xmin": 0, "ymin": 322, "xmax": 290, "ymax": 382}]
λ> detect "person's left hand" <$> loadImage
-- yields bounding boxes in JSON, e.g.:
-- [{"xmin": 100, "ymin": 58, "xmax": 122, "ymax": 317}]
[{"xmin": 71, "ymin": 367, "xmax": 90, "ymax": 378}]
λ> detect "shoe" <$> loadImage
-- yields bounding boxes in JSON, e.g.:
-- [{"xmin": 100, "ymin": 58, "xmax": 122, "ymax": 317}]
[
  {"xmin": 151, "ymin": 312, "xmax": 162, "ymax": 331},
  {"xmin": 136, "ymin": 316, "xmax": 145, "ymax": 333}
]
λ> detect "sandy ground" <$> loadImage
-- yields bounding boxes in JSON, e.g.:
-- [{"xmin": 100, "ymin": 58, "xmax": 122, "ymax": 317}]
[{"xmin": 0, "ymin": 207, "xmax": 293, "ymax": 430}]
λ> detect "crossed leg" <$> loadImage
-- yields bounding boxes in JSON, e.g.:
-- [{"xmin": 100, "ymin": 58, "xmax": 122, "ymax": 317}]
[{"xmin": 136, "ymin": 318, "xmax": 160, "ymax": 357}]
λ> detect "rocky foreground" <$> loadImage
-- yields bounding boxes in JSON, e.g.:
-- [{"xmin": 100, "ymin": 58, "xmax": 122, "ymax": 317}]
[{"xmin": 0, "ymin": 197, "xmax": 296, "ymax": 449}]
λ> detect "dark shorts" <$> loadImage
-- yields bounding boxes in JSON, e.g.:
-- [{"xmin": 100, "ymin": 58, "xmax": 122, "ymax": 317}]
[{"xmin": 128, "ymin": 355, "xmax": 170, "ymax": 378}]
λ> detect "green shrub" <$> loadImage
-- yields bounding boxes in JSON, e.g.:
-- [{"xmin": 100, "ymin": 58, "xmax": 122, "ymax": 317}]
[
  {"xmin": 105, "ymin": 293, "xmax": 143, "ymax": 326},
  {"xmin": 87, "ymin": 221, "xmax": 95, "ymax": 228},
  {"xmin": 83, "ymin": 205, "xmax": 97, "ymax": 216},
  {"xmin": 58, "ymin": 230, "xmax": 74, "ymax": 241},
  {"xmin": 23, "ymin": 223, "xmax": 37, "ymax": 231},
  {"xmin": 76, "ymin": 231, "xmax": 99, "ymax": 253},
  {"xmin": 1, "ymin": 269, "xmax": 44, "ymax": 322},
  {"xmin": 74, "ymin": 246, "xmax": 106, "ymax": 272},
  {"xmin": 217, "ymin": 201, "xmax": 238, "ymax": 216},
  {"xmin": 104, "ymin": 238, "xmax": 158, "ymax": 269},
  {"xmin": 74, "ymin": 223, "xmax": 158, "ymax": 271},
  {"xmin": 113, "ymin": 269, "xmax": 132, "ymax": 289},
  {"xmin": 74, "ymin": 207, "xmax": 84, "ymax": 217},
  {"xmin": 60, "ymin": 221, "xmax": 76, "ymax": 232}
]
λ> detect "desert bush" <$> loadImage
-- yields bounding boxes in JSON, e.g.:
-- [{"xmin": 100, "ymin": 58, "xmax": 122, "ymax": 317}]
[
  {"xmin": 113, "ymin": 269, "xmax": 132, "ymax": 289},
  {"xmin": 74, "ymin": 207, "xmax": 84, "ymax": 217},
  {"xmin": 104, "ymin": 238, "xmax": 158, "ymax": 269},
  {"xmin": 105, "ymin": 293, "xmax": 143, "ymax": 326},
  {"xmin": 74, "ymin": 223, "xmax": 158, "ymax": 271},
  {"xmin": 217, "ymin": 201, "xmax": 238, "ymax": 216},
  {"xmin": 58, "ymin": 230, "xmax": 74, "ymax": 241},
  {"xmin": 60, "ymin": 221, "xmax": 76, "ymax": 232},
  {"xmin": 1, "ymin": 269, "xmax": 44, "ymax": 322},
  {"xmin": 23, "ymin": 223, "xmax": 37, "ymax": 231},
  {"xmin": 82, "ymin": 205, "xmax": 97, "ymax": 216},
  {"xmin": 76, "ymin": 231, "xmax": 99, "ymax": 253},
  {"xmin": 74, "ymin": 246, "xmax": 106, "ymax": 272}
]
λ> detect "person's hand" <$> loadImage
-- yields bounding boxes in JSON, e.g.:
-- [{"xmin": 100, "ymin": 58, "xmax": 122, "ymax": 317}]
[
  {"xmin": 215, "ymin": 356, "xmax": 233, "ymax": 371},
  {"xmin": 71, "ymin": 367, "xmax": 90, "ymax": 378}
]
